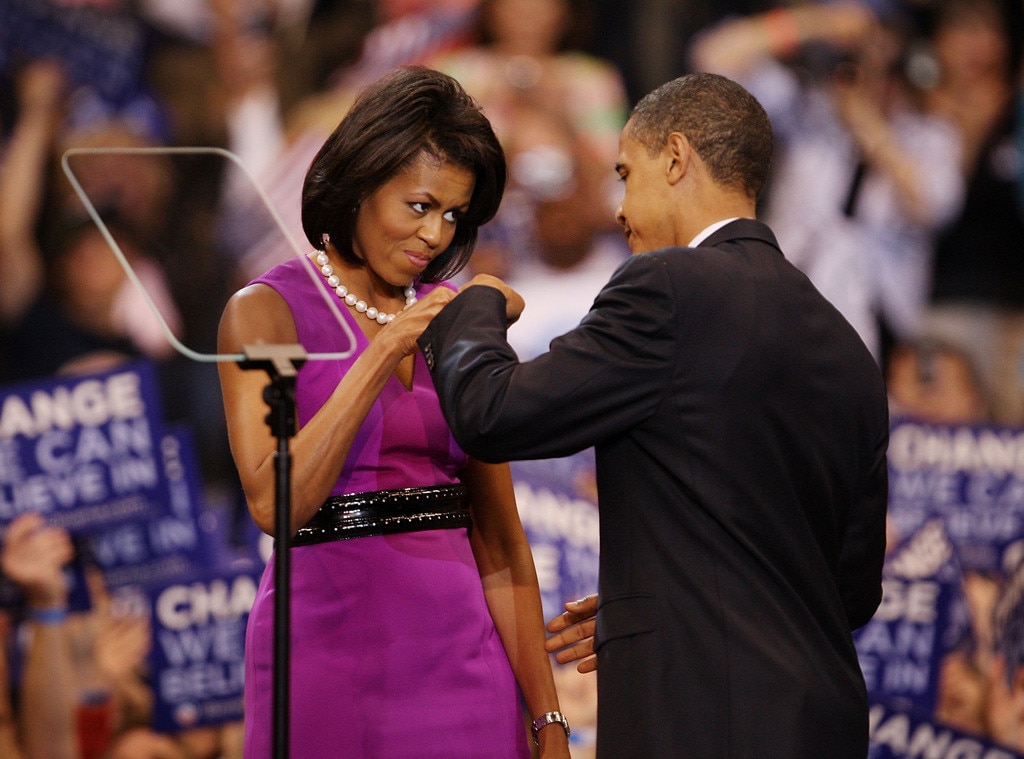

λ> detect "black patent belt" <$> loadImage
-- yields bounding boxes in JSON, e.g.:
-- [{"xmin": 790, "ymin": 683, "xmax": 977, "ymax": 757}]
[{"xmin": 291, "ymin": 484, "xmax": 470, "ymax": 546}]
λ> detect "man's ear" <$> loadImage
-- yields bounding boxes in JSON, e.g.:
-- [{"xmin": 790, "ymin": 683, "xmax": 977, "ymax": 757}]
[{"xmin": 664, "ymin": 132, "xmax": 690, "ymax": 186}]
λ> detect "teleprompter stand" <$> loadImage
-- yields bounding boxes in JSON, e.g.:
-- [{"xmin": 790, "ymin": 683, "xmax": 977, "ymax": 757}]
[{"xmin": 239, "ymin": 344, "xmax": 308, "ymax": 759}]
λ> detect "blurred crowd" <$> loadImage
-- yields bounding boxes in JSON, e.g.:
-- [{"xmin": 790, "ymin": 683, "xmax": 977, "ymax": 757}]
[{"xmin": 0, "ymin": 0, "xmax": 1023, "ymax": 757}]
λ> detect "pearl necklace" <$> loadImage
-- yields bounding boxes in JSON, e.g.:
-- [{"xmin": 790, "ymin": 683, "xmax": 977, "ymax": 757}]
[{"xmin": 315, "ymin": 251, "xmax": 417, "ymax": 325}]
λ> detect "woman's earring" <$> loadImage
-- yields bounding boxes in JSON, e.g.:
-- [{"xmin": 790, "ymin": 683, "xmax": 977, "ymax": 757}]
[{"xmin": 322, "ymin": 233, "xmax": 331, "ymax": 248}]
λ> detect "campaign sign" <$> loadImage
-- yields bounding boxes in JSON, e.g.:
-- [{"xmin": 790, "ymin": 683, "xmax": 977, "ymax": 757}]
[
  {"xmin": 82, "ymin": 426, "xmax": 211, "ymax": 591},
  {"xmin": 0, "ymin": 363, "xmax": 214, "ymax": 610},
  {"xmin": 0, "ymin": 361, "xmax": 168, "ymax": 532},
  {"xmin": 856, "ymin": 519, "xmax": 962, "ymax": 716},
  {"xmin": 868, "ymin": 696, "xmax": 1024, "ymax": 759},
  {"xmin": 0, "ymin": 0, "xmax": 148, "ymax": 105},
  {"xmin": 197, "ymin": 478, "xmax": 269, "ymax": 572},
  {"xmin": 887, "ymin": 419, "xmax": 1024, "ymax": 575},
  {"xmin": 149, "ymin": 565, "xmax": 260, "ymax": 732},
  {"xmin": 511, "ymin": 450, "xmax": 600, "ymax": 621}
]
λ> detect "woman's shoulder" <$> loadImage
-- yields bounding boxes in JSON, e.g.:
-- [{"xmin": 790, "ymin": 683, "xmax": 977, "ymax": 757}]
[
  {"xmin": 219, "ymin": 280, "xmax": 297, "ymax": 350},
  {"xmin": 249, "ymin": 256, "xmax": 311, "ymax": 288},
  {"xmin": 226, "ymin": 258, "xmax": 316, "ymax": 328}
]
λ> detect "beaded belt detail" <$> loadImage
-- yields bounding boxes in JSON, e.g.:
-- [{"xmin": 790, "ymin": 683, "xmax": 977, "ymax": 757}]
[{"xmin": 292, "ymin": 484, "xmax": 470, "ymax": 546}]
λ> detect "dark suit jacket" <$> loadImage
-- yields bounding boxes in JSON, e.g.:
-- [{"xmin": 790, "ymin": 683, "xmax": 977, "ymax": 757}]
[{"xmin": 420, "ymin": 219, "xmax": 889, "ymax": 759}]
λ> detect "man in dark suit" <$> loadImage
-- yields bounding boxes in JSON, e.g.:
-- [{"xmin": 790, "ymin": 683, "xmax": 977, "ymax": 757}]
[{"xmin": 418, "ymin": 72, "xmax": 889, "ymax": 758}]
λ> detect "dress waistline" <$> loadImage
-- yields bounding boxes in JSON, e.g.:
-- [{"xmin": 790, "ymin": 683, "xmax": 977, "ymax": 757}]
[{"xmin": 291, "ymin": 484, "xmax": 470, "ymax": 546}]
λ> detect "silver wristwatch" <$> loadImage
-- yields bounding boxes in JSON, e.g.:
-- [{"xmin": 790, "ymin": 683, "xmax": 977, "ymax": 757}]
[{"xmin": 531, "ymin": 711, "xmax": 571, "ymax": 745}]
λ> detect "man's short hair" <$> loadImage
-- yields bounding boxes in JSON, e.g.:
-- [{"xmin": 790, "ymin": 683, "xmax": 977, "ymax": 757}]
[{"xmin": 627, "ymin": 72, "xmax": 773, "ymax": 201}]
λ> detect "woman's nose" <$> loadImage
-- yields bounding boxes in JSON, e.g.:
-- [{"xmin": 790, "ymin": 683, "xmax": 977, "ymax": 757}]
[{"xmin": 418, "ymin": 214, "xmax": 443, "ymax": 247}]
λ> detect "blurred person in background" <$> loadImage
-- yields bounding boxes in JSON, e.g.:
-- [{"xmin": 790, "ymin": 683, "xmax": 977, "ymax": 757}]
[
  {"xmin": 427, "ymin": 0, "xmax": 628, "ymax": 175},
  {"xmin": 885, "ymin": 336, "xmax": 993, "ymax": 425},
  {"xmin": 690, "ymin": 0, "xmax": 963, "ymax": 365},
  {"xmin": 496, "ymin": 101, "xmax": 629, "ymax": 357},
  {"xmin": 0, "ymin": 43, "xmax": 247, "ymax": 493},
  {"xmin": 0, "ymin": 59, "xmax": 182, "ymax": 384},
  {"xmin": 917, "ymin": 0, "xmax": 1024, "ymax": 427},
  {"xmin": 582, "ymin": 0, "xmax": 777, "ymax": 105}
]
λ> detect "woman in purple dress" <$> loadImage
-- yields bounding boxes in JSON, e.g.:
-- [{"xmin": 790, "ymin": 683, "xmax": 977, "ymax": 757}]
[{"xmin": 217, "ymin": 66, "xmax": 571, "ymax": 758}]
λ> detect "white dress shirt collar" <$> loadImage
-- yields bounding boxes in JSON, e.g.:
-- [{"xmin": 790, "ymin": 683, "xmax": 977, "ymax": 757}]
[{"xmin": 687, "ymin": 217, "xmax": 743, "ymax": 248}]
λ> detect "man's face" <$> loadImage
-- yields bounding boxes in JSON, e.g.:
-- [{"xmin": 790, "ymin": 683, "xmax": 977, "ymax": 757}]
[{"xmin": 614, "ymin": 127, "xmax": 676, "ymax": 254}]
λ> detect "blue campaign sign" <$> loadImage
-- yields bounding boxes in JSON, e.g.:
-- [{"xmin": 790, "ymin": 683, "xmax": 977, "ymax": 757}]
[
  {"xmin": 887, "ymin": 418, "xmax": 1024, "ymax": 574},
  {"xmin": 868, "ymin": 696, "xmax": 1023, "ymax": 759},
  {"xmin": 862, "ymin": 417, "xmax": 1024, "ymax": 755},
  {"xmin": 81, "ymin": 426, "xmax": 212, "ymax": 591},
  {"xmin": 0, "ymin": 360, "xmax": 169, "ymax": 532},
  {"xmin": 0, "ymin": 363, "xmax": 216, "ymax": 611},
  {"xmin": 856, "ymin": 519, "xmax": 964, "ymax": 717},
  {"xmin": 0, "ymin": 0, "xmax": 148, "ymax": 105},
  {"xmin": 511, "ymin": 450, "xmax": 600, "ymax": 621},
  {"xmin": 148, "ymin": 565, "xmax": 261, "ymax": 733}
]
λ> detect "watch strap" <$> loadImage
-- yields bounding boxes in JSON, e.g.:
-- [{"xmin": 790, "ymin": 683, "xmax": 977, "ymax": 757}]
[{"xmin": 530, "ymin": 711, "xmax": 570, "ymax": 745}]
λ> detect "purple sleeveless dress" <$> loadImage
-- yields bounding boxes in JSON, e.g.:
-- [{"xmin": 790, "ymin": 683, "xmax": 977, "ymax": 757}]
[{"xmin": 243, "ymin": 257, "xmax": 529, "ymax": 758}]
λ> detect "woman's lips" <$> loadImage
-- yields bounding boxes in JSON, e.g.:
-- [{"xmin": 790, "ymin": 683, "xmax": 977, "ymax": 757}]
[{"xmin": 405, "ymin": 251, "xmax": 431, "ymax": 269}]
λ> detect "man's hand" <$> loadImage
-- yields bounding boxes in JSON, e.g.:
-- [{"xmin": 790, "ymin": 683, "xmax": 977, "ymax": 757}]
[
  {"xmin": 458, "ymin": 274, "xmax": 525, "ymax": 325},
  {"xmin": 545, "ymin": 594, "xmax": 598, "ymax": 673}
]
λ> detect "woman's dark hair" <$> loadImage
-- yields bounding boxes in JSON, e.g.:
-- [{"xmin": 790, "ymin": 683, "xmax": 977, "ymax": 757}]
[{"xmin": 301, "ymin": 66, "xmax": 506, "ymax": 283}]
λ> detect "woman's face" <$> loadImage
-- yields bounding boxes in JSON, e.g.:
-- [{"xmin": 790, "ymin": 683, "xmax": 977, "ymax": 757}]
[{"xmin": 352, "ymin": 152, "xmax": 475, "ymax": 285}]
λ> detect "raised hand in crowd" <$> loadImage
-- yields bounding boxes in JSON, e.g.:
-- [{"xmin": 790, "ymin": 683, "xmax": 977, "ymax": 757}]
[
  {"xmin": 85, "ymin": 570, "xmax": 154, "ymax": 732},
  {"xmin": 0, "ymin": 59, "xmax": 67, "ymax": 326},
  {"xmin": 1, "ymin": 512, "xmax": 74, "ymax": 612},
  {"xmin": 1, "ymin": 512, "xmax": 78, "ymax": 759}
]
